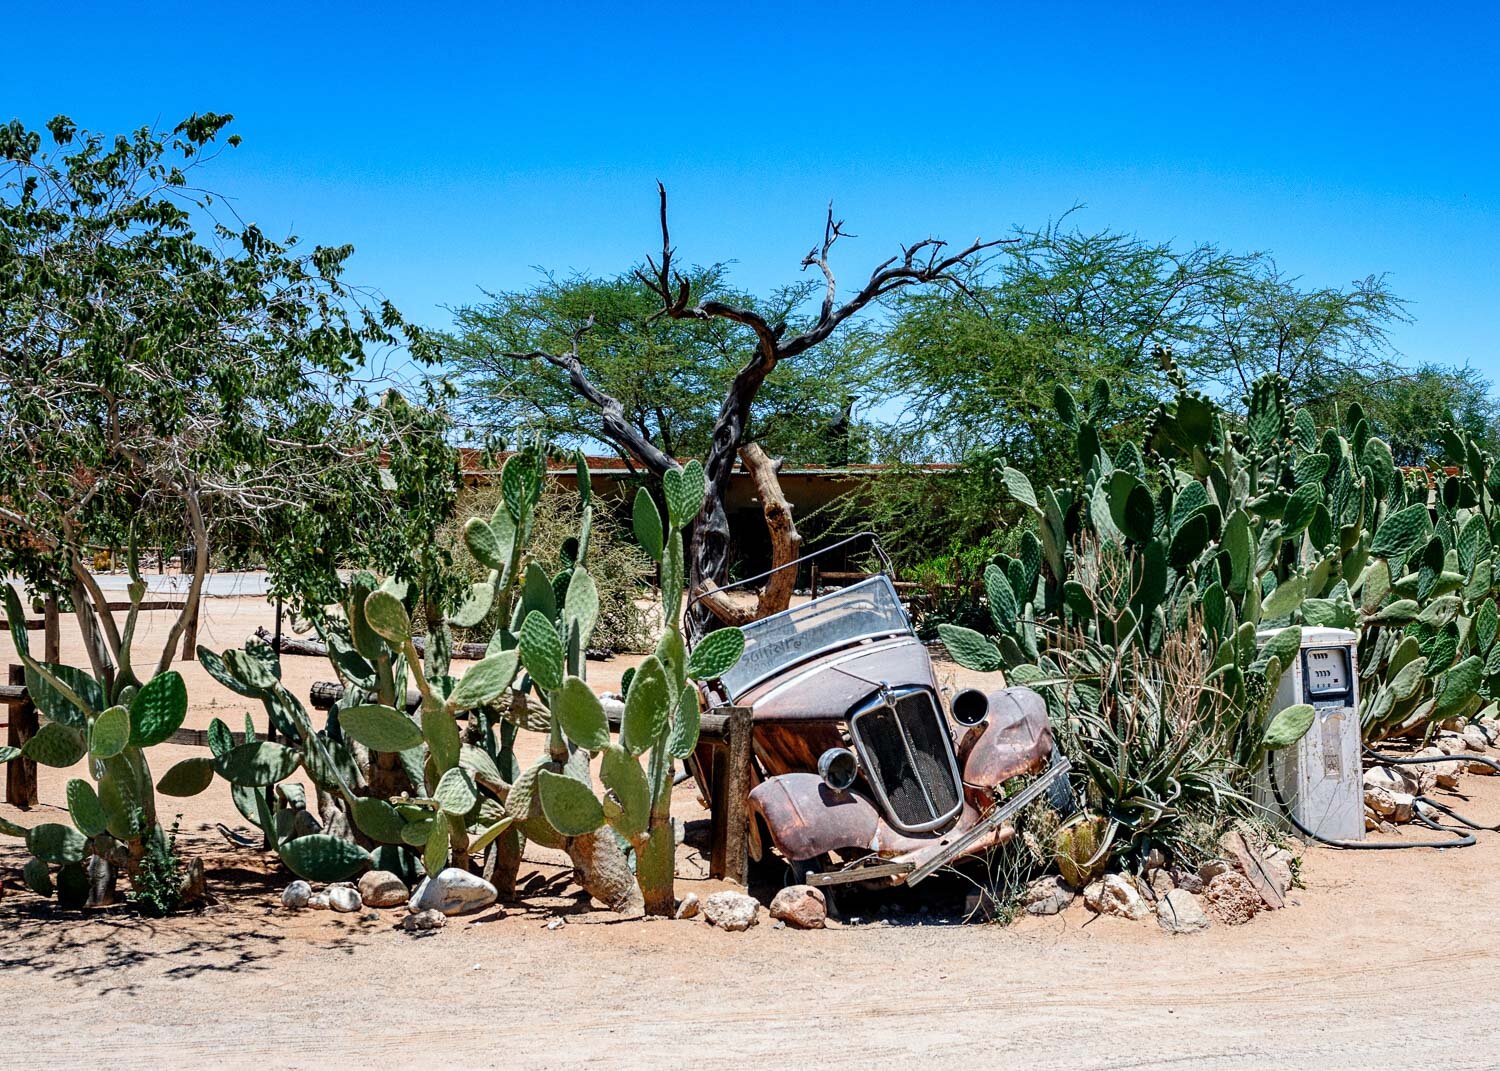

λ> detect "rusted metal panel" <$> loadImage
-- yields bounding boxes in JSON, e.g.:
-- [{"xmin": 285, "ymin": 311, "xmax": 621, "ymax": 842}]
[
  {"xmin": 753, "ymin": 720, "xmax": 845, "ymax": 778},
  {"xmin": 956, "ymin": 687, "xmax": 1054, "ymax": 790},
  {"xmin": 749, "ymin": 774, "xmax": 881, "ymax": 861}
]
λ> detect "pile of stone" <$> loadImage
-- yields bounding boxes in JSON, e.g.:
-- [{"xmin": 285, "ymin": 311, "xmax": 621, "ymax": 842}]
[
  {"xmin": 1070, "ymin": 831, "xmax": 1297, "ymax": 935},
  {"xmin": 1363, "ymin": 718, "xmax": 1498, "ymax": 832},
  {"xmin": 280, "ymin": 867, "xmax": 500, "ymax": 933}
]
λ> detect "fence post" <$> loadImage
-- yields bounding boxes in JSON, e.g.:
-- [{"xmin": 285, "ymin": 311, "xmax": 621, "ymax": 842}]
[
  {"xmin": 722, "ymin": 705, "xmax": 753, "ymax": 886},
  {"xmin": 5, "ymin": 665, "xmax": 38, "ymax": 808},
  {"xmin": 708, "ymin": 704, "xmax": 753, "ymax": 886},
  {"xmin": 43, "ymin": 595, "xmax": 60, "ymax": 663}
]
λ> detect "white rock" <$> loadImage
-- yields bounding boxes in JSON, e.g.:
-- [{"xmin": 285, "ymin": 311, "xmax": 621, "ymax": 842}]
[
  {"xmin": 308, "ymin": 890, "xmax": 331, "ymax": 910},
  {"xmin": 358, "ymin": 870, "xmax": 410, "ymax": 908},
  {"xmin": 702, "ymin": 890, "xmax": 761, "ymax": 931},
  {"xmin": 674, "ymin": 893, "xmax": 701, "ymax": 920},
  {"xmin": 407, "ymin": 868, "xmax": 499, "ymax": 917},
  {"xmin": 1415, "ymin": 746, "xmax": 1463, "ymax": 789},
  {"xmin": 1462, "ymin": 726, "xmax": 1490, "ymax": 752},
  {"xmin": 1364, "ymin": 785, "xmax": 1397, "ymax": 817},
  {"xmin": 1198, "ymin": 859, "xmax": 1231, "ymax": 883},
  {"xmin": 1435, "ymin": 734, "xmax": 1469, "ymax": 756},
  {"xmin": 1259, "ymin": 849, "xmax": 1294, "ymax": 896},
  {"xmin": 1387, "ymin": 791, "xmax": 1415, "ymax": 823},
  {"xmin": 769, "ymin": 885, "xmax": 827, "ymax": 929},
  {"xmin": 400, "ymin": 909, "xmax": 447, "ymax": 932},
  {"xmin": 1172, "ymin": 870, "xmax": 1205, "ymax": 894},
  {"xmin": 1364, "ymin": 765, "xmax": 1415, "ymax": 794},
  {"xmin": 328, "ymin": 885, "xmax": 362, "ymax": 912},
  {"xmin": 281, "ymin": 880, "xmax": 312, "ymax": 909},
  {"xmin": 1157, "ymin": 888, "xmax": 1211, "ymax": 934},
  {"xmin": 1083, "ymin": 874, "xmax": 1150, "ymax": 921}
]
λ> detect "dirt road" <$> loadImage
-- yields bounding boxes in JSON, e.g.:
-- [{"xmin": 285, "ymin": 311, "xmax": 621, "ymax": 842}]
[{"xmin": 2, "ymin": 590, "xmax": 1498, "ymax": 1069}]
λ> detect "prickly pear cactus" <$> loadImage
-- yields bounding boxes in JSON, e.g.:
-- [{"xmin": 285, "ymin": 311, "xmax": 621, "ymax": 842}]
[
  {"xmin": 1, "ymin": 549, "xmax": 195, "ymax": 907},
  {"xmin": 530, "ymin": 459, "xmax": 745, "ymax": 916},
  {"xmin": 940, "ymin": 348, "xmax": 1500, "ymax": 751}
]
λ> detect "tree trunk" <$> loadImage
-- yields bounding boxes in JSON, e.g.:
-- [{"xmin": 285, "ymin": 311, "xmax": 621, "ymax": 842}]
[
  {"xmin": 686, "ymin": 373, "xmax": 767, "ymax": 640},
  {"xmin": 566, "ymin": 831, "xmax": 645, "ymax": 915},
  {"xmin": 696, "ymin": 443, "xmax": 801, "ymax": 627}
]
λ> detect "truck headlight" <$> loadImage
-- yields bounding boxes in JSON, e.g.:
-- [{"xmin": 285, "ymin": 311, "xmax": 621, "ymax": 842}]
[{"xmin": 818, "ymin": 747, "xmax": 859, "ymax": 791}]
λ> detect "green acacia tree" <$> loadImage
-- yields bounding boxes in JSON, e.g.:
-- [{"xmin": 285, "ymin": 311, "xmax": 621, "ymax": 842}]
[
  {"xmin": 854, "ymin": 223, "xmax": 1413, "ymax": 571},
  {"xmin": 446, "ymin": 269, "xmax": 878, "ymax": 468},
  {"xmin": 0, "ymin": 113, "xmax": 447, "ymax": 676}
]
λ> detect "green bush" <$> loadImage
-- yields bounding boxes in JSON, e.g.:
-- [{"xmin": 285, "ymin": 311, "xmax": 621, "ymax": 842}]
[{"xmin": 128, "ymin": 817, "xmax": 184, "ymax": 918}]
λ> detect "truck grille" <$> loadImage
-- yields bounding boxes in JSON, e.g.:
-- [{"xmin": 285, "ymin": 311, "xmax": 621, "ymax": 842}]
[{"xmin": 850, "ymin": 688, "xmax": 962, "ymax": 833}]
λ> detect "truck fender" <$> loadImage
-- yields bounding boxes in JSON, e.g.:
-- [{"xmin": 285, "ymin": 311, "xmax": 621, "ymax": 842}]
[
  {"xmin": 957, "ymin": 686, "xmax": 1054, "ymax": 791},
  {"xmin": 748, "ymin": 773, "xmax": 881, "ymax": 863}
]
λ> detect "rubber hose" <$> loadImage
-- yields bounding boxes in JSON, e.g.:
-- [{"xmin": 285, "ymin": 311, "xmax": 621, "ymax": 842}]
[
  {"xmin": 1363, "ymin": 746, "xmax": 1500, "ymax": 832},
  {"xmin": 1266, "ymin": 756, "xmax": 1474, "ymax": 850},
  {"xmin": 1409, "ymin": 793, "xmax": 1500, "ymax": 833},
  {"xmin": 1364, "ymin": 747, "xmax": 1500, "ymax": 776}
]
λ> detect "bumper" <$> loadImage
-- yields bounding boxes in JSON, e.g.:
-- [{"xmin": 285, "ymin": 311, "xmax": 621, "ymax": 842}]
[{"xmin": 749, "ymin": 754, "xmax": 1071, "ymax": 888}]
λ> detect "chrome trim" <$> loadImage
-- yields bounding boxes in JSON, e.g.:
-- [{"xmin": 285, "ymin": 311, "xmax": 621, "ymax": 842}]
[{"xmin": 848, "ymin": 685, "xmax": 963, "ymax": 834}]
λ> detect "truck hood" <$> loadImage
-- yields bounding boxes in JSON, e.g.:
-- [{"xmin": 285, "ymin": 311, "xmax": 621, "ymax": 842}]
[{"xmin": 737, "ymin": 635, "xmax": 940, "ymax": 722}]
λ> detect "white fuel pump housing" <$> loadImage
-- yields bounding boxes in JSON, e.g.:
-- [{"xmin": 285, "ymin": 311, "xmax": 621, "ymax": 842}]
[{"xmin": 1256, "ymin": 626, "xmax": 1364, "ymax": 843}]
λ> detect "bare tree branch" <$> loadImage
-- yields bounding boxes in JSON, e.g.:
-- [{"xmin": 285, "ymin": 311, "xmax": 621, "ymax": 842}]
[{"xmin": 504, "ymin": 317, "xmax": 678, "ymax": 475}]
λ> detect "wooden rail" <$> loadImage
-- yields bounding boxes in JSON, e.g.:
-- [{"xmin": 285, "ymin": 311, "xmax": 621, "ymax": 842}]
[{"xmin": 2, "ymin": 599, "xmax": 186, "ymax": 630}]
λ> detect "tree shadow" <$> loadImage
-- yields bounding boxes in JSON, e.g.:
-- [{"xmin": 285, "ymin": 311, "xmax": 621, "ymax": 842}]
[{"xmin": 0, "ymin": 841, "xmax": 378, "ymax": 993}]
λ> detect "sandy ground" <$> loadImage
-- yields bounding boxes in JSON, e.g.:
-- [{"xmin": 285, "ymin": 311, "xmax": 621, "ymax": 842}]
[{"xmin": 3, "ymin": 586, "xmax": 1500, "ymax": 1069}]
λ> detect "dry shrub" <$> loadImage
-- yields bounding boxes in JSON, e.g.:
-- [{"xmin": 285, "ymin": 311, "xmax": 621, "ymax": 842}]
[{"xmin": 439, "ymin": 477, "xmax": 656, "ymax": 652}]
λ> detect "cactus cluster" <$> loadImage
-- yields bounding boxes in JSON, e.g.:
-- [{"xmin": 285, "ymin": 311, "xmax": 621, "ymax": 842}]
[
  {"xmin": 1, "ymin": 539, "xmax": 193, "ymax": 906},
  {"xmin": 192, "ymin": 444, "xmax": 734, "ymax": 914},
  {"xmin": 198, "ymin": 449, "xmax": 558, "ymax": 885},
  {"xmin": 938, "ymin": 353, "xmax": 1500, "ymax": 862},
  {"xmin": 526, "ymin": 460, "xmax": 745, "ymax": 915},
  {"xmin": 943, "ymin": 352, "xmax": 1500, "ymax": 747}
]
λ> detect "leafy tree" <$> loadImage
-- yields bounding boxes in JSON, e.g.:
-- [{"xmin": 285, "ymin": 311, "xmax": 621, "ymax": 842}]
[
  {"xmin": 1192, "ymin": 263, "xmax": 1408, "ymax": 401},
  {"xmin": 880, "ymin": 222, "xmax": 1254, "ymax": 485},
  {"xmin": 1300, "ymin": 363, "xmax": 1500, "ymax": 466},
  {"xmin": 0, "ymin": 113, "xmax": 447, "ymax": 678},
  {"xmin": 446, "ymin": 269, "xmax": 877, "ymax": 467}
]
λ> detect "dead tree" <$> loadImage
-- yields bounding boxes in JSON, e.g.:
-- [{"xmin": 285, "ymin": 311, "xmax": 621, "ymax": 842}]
[
  {"xmin": 694, "ymin": 444, "xmax": 801, "ymax": 625},
  {"xmin": 513, "ymin": 186, "xmax": 1003, "ymax": 635}
]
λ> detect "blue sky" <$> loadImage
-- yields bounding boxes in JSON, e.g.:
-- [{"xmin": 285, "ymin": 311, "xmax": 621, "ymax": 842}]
[{"xmin": 6, "ymin": 3, "xmax": 1499, "ymax": 383}]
